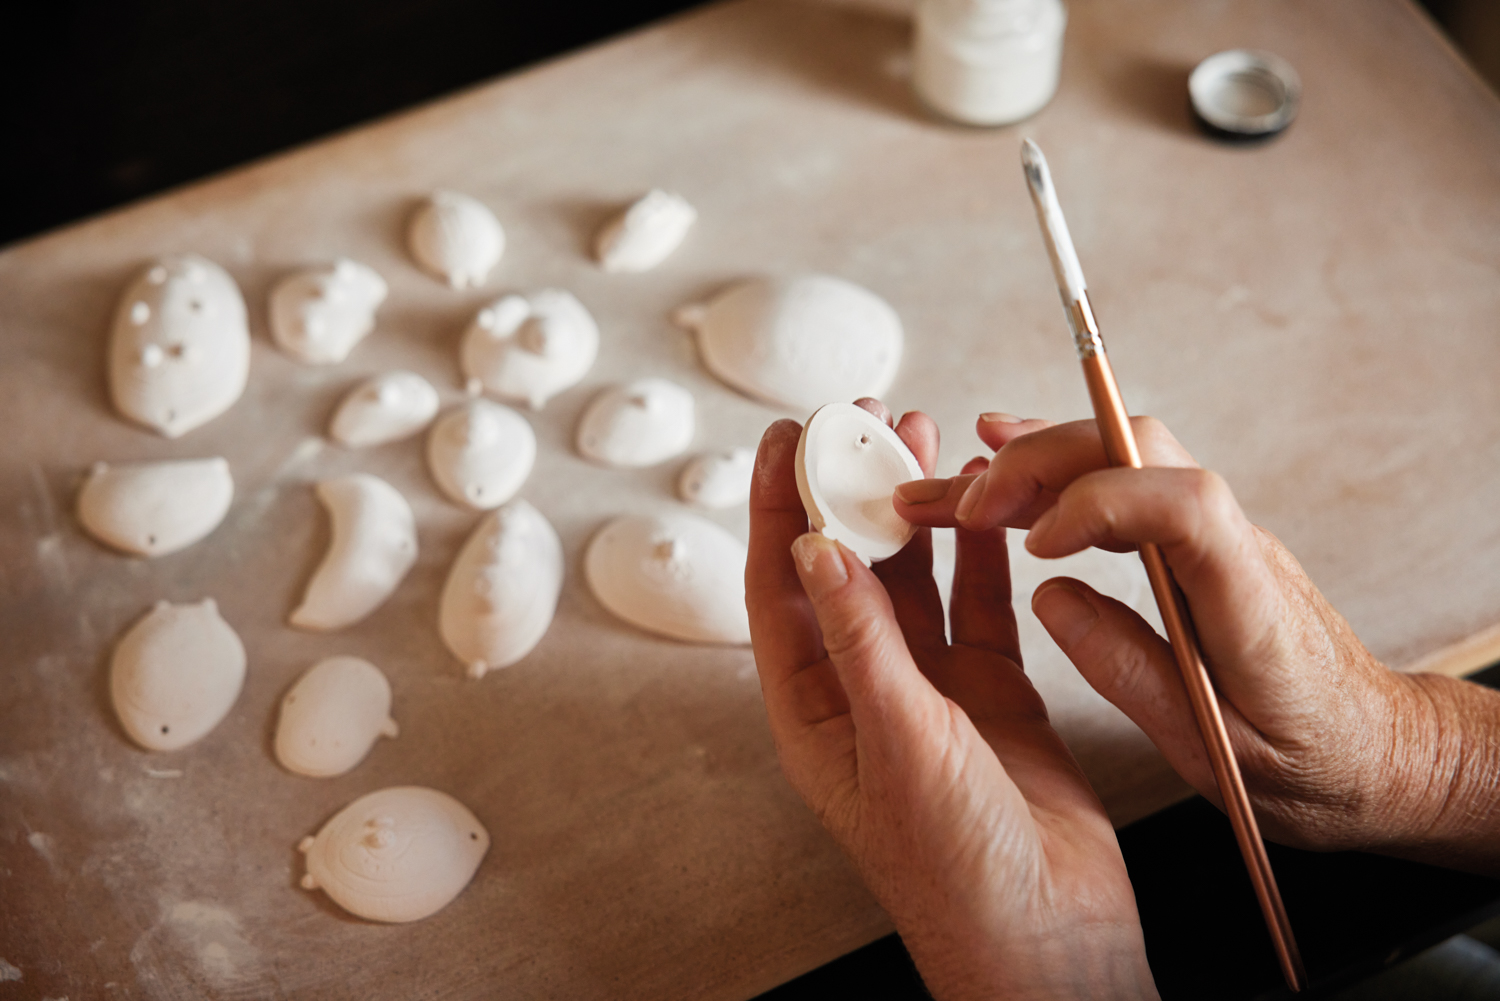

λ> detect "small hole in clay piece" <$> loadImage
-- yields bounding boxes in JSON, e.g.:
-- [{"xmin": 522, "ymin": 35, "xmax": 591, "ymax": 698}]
[
  {"xmin": 146, "ymin": 534, "xmax": 157, "ymax": 546},
  {"xmin": 470, "ymin": 832, "xmax": 478, "ymax": 840},
  {"xmin": 189, "ymin": 299, "xmax": 203, "ymax": 313},
  {"xmin": 167, "ymin": 343, "xmax": 187, "ymax": 359},
  {"xmin": 165, "ymin": 409, "xmax": 177, "ymax": 423},
  {"xmin": 469, "ymin": 486, "xmax": 484, "ymax": 498},
  {"xmin": 858, "ymin": 434, "xmax": 870, "ymax": 446},
  {"xmin": 160, "ymin": 725, "xmax": 169, "ymax": 734}
]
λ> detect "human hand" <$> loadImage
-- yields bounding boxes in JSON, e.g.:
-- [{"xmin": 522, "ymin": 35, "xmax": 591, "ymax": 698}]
[
  {"xmin": 747, "ymin": 401, "xmax": 1159, "ymax": 1001},
  {"xmin": 896, "ymin": 413, "xmax": 1500, "ymax": 875}
]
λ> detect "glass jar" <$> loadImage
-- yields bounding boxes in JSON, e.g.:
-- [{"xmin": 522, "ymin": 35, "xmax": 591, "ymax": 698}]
[{"xmin": 913, "ymin": 0, "xmax": 1068, "ymax": 126}]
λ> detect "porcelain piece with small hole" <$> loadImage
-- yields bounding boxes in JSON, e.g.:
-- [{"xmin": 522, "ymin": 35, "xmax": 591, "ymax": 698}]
[
  {"xmin": 329, "ymin": 371, "xmax": 440, "ymax": 447},
  {"xmin": 460, "ymin": 290, "xmax": 598, "ymax": 409},
  {"xmin": 290, "ymin": 474, "xmax": 417, "ymax": 631},
  {"xmin": 678, "ymin": 448, "xmax": 755, "ymax": 508},
  {"xmin": 594, "ymin": 190, "xmax": 697, "ymax": 273},
  {"xmin": 77, "ymin": 457, "xmax": 233, "ymax": 557},
  {"xmin": 110, "ymin": 599, "xmax": 246, "ymax": 751},
  {"xmin": 268, "ymin": 258, "xmax": 387, "ymax": 364},
  {"xmin": 426, "ymin": 398, "xmax": 536, "ymax": 509},
  {"xmin": 407, "ymin": 191, "xmax": 504, "ymax": 289},
  {"xmin": 575, "ymin": 378, "xmax": 694, "ymax": 467},
  {"xmin": 274, "ymin": 656, "xmax": 398, "ymax": 778}
]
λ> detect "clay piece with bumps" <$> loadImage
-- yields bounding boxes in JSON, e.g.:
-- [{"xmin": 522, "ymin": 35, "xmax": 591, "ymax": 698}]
[
  {"xmin": 290, "ymin": 474, "xmax": 417, "ymax": 632},
  {"xmin": 268, "ymin": 259, "xmax": 388, "ymax": 364},
  {"xmin": 275, "ymin": 656, "xmax": 398, "ymax": 778},
  {"xmin": 426, "ymin": 398, "xmax": 537, "ymax": 510},
  {"xmin": 594, "ymin": 189, "xmax": 697, "ymax": 273},
  {"xmin": 678, "ymin": 448, "xmax": 755, "ymax": 509},
  {"xmin": 407, "ymin": 191, "xmax": 505, "ymax": 289},
  {"xmin": 77, "ymin": 457, "xmax": 233, "ymax": 557},
  {"xmin": 460, "ymin": 290, "xmax": 599, "ymax": 409},
  {"xmin": 575, "ymin": 378, "xmax": 694, "ymax": 467},
  {"xmin": 111, "ymin": 599, "xmax": 246, "ymax": 752},
  {"xmin": 329, "ymin": 371, "xmax": 440, "ymax": 447},
  {"xmin": 108, "ymin": 254, "xmax": 250, "ymax": 438},
  {"xmin": 299, "ymin": 786, "xmax": 489, "ymax": 923}
]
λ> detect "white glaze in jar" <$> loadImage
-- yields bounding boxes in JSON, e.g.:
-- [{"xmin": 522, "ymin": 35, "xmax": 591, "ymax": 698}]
[{"xmin": 913, "ymin": 0, "xmax": 1067, "ymax": 126}]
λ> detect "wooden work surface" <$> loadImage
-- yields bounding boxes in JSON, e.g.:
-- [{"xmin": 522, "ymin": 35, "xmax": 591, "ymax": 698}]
[{"xmin": 2, "ymin": 0, "xmax": 1498, "ymax": 997}]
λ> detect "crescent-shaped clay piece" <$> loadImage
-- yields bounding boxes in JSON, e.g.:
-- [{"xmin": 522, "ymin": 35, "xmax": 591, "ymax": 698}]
[
  {"xmin": 108, "ymin": 254, "xmax": 250, "ymax": 438},
  {"xmin": 290, "ymin": 474, "xmax": 418, "ymax": 631},
  {"xmin": 111, "ymin": 599, "xmax": 246, "ymax": 751},
  {"xmin": 593, "ymin": 190, "xmax": 697, "ymax": 273},
  {"xmin": 77, "ymin": 457, "xmax": 233, "ymax": 557},
  {"xmin": 439, "ymin": 499, "xmax": 563, "ymax": 679},
  {"xmin": 795, "ymin": 403, "xmax": 923, "ymax": 565},
  {"xmin": 329, "ymin": 371, "xmax": 440, "ymax": 447},
  {"xmin": 674, "ymin": 274, "xmax": 903, "ymax": 413},
  {"xmin": 275, "ymin": 656, "xmax": 398, "ymax": 778},
  {"xmin": 426, "ymin": 398, "xmax": 537, "ymax": 510},
  {"xmin": 677, "ymin": 448, "xmax": 755, "ymax": 509},
  {"xmin": 575, "ymin": 378, "xmax": 695, "ymax": 467},
  {"xmin": 298, "ymin": 786, "xmax": 489, "ymax": 923},
  {"xmin": 459, "ymin": 290, "xmax": 599, "ymax": 409},
  {"xmin": 407, "ymin": 191, "xmax": 505, "ymax": 289},
  {"xmin": 584, "ymin": 513, "xmax": 750, "ymax": 645},
  {"xmin": 268, "ymin": 258, "xmax": 388, "ymax": 364}
]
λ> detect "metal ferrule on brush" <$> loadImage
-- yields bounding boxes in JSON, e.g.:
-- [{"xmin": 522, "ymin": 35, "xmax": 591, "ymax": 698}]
[{"xmin": 1065, "ymin": 292, "xmax": 1103, "ymax": 359}]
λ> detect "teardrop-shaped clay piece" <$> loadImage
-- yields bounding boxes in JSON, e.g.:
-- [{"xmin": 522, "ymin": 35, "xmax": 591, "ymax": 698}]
[
  {"xmin": 460, "ymin": 290, "xmax": 599, "ymax": 409},
  {"xmin": 584, "ymin": 513, "xmax": 750, "ymax": 644},
  {"xmin": 78, "ymin": 457, "xmax": 233, "ymax": 557},
  {"xmin": 290, "ymin": 474, "xmax": 418, "ymax": 631},
  {"xmin": 298, "ymin": 786, "xmax": 489, "ymax": 923},
  {"xmin": 407, "ymin": 191, "xmax": 505, "ymax": 289},
  {"xmin": 439, "ymin": 499, "xmax": 563, "ymax": 679},
  {"xmin": 275, "ymin": 656, "xmax": 398, "ymax": 778},
  {"xmin": 575, "ymin": 378, "xmax": 694, "ymax": 467},
  {"xmin": 795, "ymin": 402, "xmax": 923, "ymax": 565},
  {"xmin": 678, "ymin": 448, "xmax": 755, "ymax": 508},
  {"xmin": 268, "ymin": 258, "xmax": 388, "ymax": 364},
  {"xmin": 108, "ymin": 254, "xmax": 250, "ymax": 438},
  {"xmin": 111, "ymin": 599, "xmax": 246, "ymax": 751},
  {"xmin": 675, "ymin": 275, "xmax": 902, "ymax": 412},
  {"xmin": 426, "ymin": 398, "xmax": 537, "ymax": 509},
  {"xmin": 329, "ymin": 371, "xmax": 440, "ymax": 447},
  {"xmin": 594, "ymin": 190, "xmax": 697, "ymax": 273}
]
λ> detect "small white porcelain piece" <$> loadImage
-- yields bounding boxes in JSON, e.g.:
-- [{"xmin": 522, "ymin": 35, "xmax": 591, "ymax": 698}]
[
  {"xmin": 439, "ymin": 500, "xmax": 563, "ymax": 679},
  {"xmin": 111, "ymin": 599, "xmax": 246, "ymax": 752},
  {"xmin": 290, "ymin": 474, "xmax": 417, "ymax": 631},
  {"xmin": 329, "ymin": 371, "xmax": 440, "ymax": 447},
  {"xmin": 108, "ymin": 254, "xmax": 250, "ymax": 438},
  {"xmin": 426, "ymin": 398, "xmax": 537, "ymax": 509},
  {"xmin": 299, "ymin": 786, "xmax": 489, "ymax": 923},
  {"xmin": 77, "ymin": 457, "xmax": 233, "ymax": 557},
  {"xmin": 584, "ymin": 513, "xmax": 750, "ymax": 645},
  {"xmin": 594, "ymin": 190, "xmax": 697, "ymax": 273},
  {"xmin": 268, "ymin": 258, "xmax": 388, "ymax": 364},
  {"xmin": 274, "ymin": 656, "xmax": 398, "ymax": 778},
  {"xmin": 407, "ymin": 191, "xmax": 505, "ymax": 289},
  {"xmin": 674, "ymin": 275, "xmax": 903, "ymax": 413},
  {"xmin": 576, "ymin": 378, "xmax": 694, "ymax": 467},
  {"xmin": 460, "ymin": 290, "xmax": 599, "ymax": 409},
  {"xmin": 795, "ymin": 403, "xmax": 923, "ymax": 565},
  {"xmin": 678, "ymin": 448, "xmax": 755, "ymax": 509}
]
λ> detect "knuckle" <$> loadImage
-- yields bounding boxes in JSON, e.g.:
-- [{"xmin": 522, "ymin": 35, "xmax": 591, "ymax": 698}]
[{"xmin": 817, "ymin": 599, "xmax": 887, "ymax": 664}]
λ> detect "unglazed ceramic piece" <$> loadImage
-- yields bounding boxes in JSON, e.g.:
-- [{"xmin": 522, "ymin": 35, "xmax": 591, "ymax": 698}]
[
  {"xmin": 298, "ymin": 786, "xmax": 489, "ymax": 923},
  {"xmin": 274, "ymin": 656, "xmax": 398, "ymax": 778},
  {"xmin": 290, "ymin": 474, "xmax": 417, "ymax": 631},
  {"xmin": 678, "ymin": 448, "xmax": 754, "ymax": 509},
  {"xmin": 575, "ymin": 378, "xmax": 694, "ymax": 467},
  {"xmin": 426, "ymin": 398, "xmax": 537, "ymax": 509},
  {"xmin": 110, "ymin": 599, "xmax": 246, "ymax": 752},
  {"xmin": 459, "ymin": 290, "xmax": 599, "ymax": 409},
  {"xmin": 77, "ymin": 457, "xmax": 233, "ymax": 557},
  {"xmin": 328, "ymin": 371, "xmax": 440, "ymax": 447},
  {"xmin": 795, "ymin": 403, "xmax": 923, "ymax": 565},
  {"xmin": 108, "ymin": 254, "xmax": 250, "ymax": 438},
  {"xmin": 439, "ymin": 500, "xmax": 563, "ymax": 679},
  {"xmin": 407, "ymin": 191, "xmax": 505, "ymax": 289},
  {"xmin": 268, "ymin": 258, "xmax": 388, "ymax": 364},
  {"xmin": 674, "ymin": 274, "xmax": 903, "ymax": 412},
  {"xmin": 594, "ymin": 189, "xmax": 697, "ymax": 273},
  {"xmin": 584, "ymin": 513, "xmax": 750, "ymax": 645}
]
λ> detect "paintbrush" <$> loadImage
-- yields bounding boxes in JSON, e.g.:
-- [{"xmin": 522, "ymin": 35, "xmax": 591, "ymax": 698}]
[{"xmin": 1019, "ymin": 138, "xmax": 1307, "ymax": 992}]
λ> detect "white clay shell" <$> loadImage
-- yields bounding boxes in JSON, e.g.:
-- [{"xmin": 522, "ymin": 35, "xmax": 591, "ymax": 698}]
[
  {"xmin": 110, "ymin": 599, "xmax": 246, "ymax": 751},
  {"xmin": 407, "ymin": 191, "xmax": 505, "ymax": 289},
  {"xmin": 426, "ymin": 398, "xmax": 537, "ymax": 510},
  {"xmin": 678, "ymin": 448, "xmax": 755, "ymax": 509},
  {"xmin": 108, "ymin": 254, "xmax": 250, "ymax": 438},
  {"xmin": 795, "ymin": 403, "xmax": 923, "ymax": 565},
  {"xmin": 77, "ymin": 457, "xmax": 233, "ymax": 557},
  {"xmin": 594, "ymin": 190, "xmax": 697, "ymax": 273},
  {"xmin": 676, "ymin": 274, "xmax": 903, "ymax": 413},
  {"xmin": 584, "ymin": 513, "xmax": 750, "ymax": 645},
  {"xmin": 290, "ymin": 474, "xmax": 418, "ymax": 631},
  {"xmin": 274, "ymin": 656, "xmax": 398, "ymax": 778},
  {"xmin": 460, "ymin": 290, "xmax": 599, "ymax": 409},
  {"xmin": 439, "ymin": 500, "xmax": 563, "ymax": 679},
  {"xmin": 329, "ymin": 371, "xmax": 440, "ymax": 447},
  {"xmin": 576, "ymin": 378, "xmax": 694, "ymax": 467},
  {"xmin": 298, "ymin": 786, "xmax": 489, "ymax": 923},
  {"xmin": 268, "ymin": 258, "xmax": 388, "ymax": 364}
]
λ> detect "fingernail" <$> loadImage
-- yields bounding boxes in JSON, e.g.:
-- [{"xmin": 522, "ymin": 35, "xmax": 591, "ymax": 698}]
[
  {"xmin": 1032, "ymin": 580, "xmax": 1098, "ymax": 651},
  {"xmin": 981, "ymin": 412, "xmax": 1023, "ymax": 424},
  {"xmin": 1024, "ymin": 507, "xmax": 1058, "ymax": 553},
  {"xmin": 955, "ymin": 469, "xmax": 987, "ymax": 521},
  {"xmin": 791, "ymin": 533, "xmax": 848, "ymax": 597},
  {"xmin": 895, "ymin": 478, "xmax": 949, "ymax": 504}
]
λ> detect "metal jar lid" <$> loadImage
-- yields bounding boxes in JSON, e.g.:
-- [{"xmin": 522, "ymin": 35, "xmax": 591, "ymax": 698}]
[{"xmin": 1189, "ymin": 49, "xmax": 1301, "ymax": 141}]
